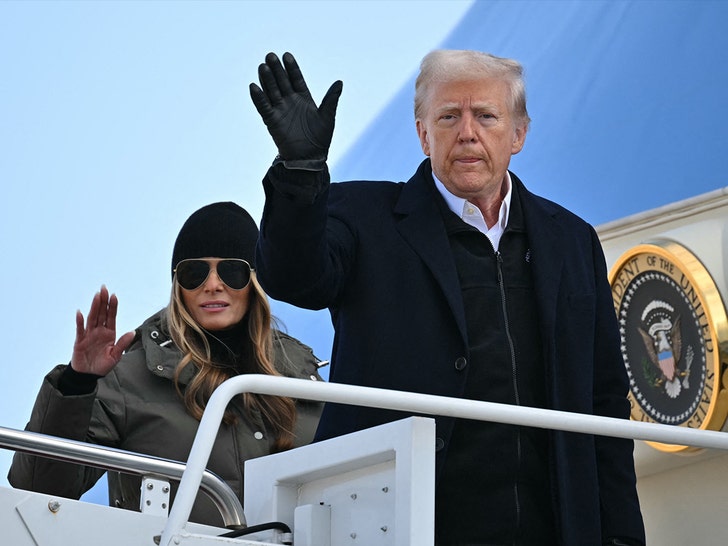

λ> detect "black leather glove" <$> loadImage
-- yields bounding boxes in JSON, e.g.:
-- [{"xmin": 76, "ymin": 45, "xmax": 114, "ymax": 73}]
[{"xmin": 250, "ymin": 52, "xmax": 343, "ymax": 167}]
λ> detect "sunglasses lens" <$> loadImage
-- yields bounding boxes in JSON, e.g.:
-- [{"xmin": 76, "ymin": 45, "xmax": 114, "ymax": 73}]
[
  {"xmin": 175, "ymin": 259, "xmax": 251, "ymax": 290},
  {"xmin": 176, "ymin": 260, "xmax": 211, "ymax": 290},
  {"xmin": 217, "ymin": 259, "xmax": 251, "ymax": 290}
]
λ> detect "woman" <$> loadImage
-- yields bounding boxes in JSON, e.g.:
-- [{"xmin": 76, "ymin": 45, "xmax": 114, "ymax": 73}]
[{"xmin": 8, "ymin": 201, "xmax": 325, "ymax": 526}]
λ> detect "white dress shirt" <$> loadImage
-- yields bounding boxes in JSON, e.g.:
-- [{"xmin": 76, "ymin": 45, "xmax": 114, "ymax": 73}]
[{"xmin": 432, "ymin": 172, "xmax": 513, "ymax": 251}]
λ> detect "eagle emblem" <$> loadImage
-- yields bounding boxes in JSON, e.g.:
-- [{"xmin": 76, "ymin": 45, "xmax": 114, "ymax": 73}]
[{"xmin": 638, "ymin": 300, "xmax": 692, "ymax": 398}]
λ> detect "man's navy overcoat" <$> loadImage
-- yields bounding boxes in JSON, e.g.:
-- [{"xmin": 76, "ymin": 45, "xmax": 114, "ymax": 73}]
[{"xmin": 256, "ymin": 159, "xmax": 645, "ymax": 545}]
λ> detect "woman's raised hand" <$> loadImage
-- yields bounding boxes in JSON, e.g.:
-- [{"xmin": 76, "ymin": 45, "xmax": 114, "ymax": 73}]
[{"xmin": 71, "ymin": 285, "xmax": 136, "ymax": 376}]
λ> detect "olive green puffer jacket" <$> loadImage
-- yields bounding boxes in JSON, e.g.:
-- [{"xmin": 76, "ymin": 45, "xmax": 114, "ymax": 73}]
[{"xmin": 8, "ymin": 309, "xmax": 325, "ymax": 526}]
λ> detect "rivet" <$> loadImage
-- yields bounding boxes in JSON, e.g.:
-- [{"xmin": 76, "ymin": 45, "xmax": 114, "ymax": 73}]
[{"xmin": 48, "ymin": 500, "xmax": 61, "ymax": 513}]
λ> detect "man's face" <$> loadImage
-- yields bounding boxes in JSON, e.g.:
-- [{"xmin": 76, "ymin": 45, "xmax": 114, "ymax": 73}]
[{"xmin": 416, "ymin": 77, "xmax": 527, "ymax": 202}]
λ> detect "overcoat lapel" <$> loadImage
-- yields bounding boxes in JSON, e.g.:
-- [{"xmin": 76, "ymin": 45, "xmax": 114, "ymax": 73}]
[
  {"xmin": 514, "ymin": 174, "xmax": 565, "ymax": 348},
  {"xmin": 393, "ymin": 162, "xmax": 469, "ymax": 346}
]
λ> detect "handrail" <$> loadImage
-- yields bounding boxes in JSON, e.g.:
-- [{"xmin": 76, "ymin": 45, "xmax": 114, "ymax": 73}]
[
  {"xmin": 159, "ymin": 374, "xmax": 728, "ymax": 546},
  {"xmin": 0, "ymin": 425, "xmax": 245, "ymax": 528}
]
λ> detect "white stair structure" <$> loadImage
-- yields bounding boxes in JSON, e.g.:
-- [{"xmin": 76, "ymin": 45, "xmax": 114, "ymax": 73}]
[{"xmin": 3, "ymin": 374, "xmax": 728, "ymax": 545}]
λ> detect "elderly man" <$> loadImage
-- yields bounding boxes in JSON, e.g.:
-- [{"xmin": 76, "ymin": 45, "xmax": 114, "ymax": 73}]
[{"xmin": 250, "ymin": 50, "xmax": 645, "ymax": 546}]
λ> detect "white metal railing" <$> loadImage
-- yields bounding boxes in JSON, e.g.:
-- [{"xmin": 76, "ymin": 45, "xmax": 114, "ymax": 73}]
[
  {"xmin": 0, "ymin": 425, "xmax": 245, "ymax": 527},
  {"xmin": 159, "ymin": 374, "xmax": 728, "ymax": 546}
]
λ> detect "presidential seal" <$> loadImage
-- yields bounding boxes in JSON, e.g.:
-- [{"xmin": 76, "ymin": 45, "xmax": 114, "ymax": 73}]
[{"xmin": 609, "ymin": 240, "xmax": 728, "ymax": 452}]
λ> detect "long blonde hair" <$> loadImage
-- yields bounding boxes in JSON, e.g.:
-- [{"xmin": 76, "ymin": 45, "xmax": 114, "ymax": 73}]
[{"xmin": 166, "ymin": 273, "xmax": 297, "ymax": 451}]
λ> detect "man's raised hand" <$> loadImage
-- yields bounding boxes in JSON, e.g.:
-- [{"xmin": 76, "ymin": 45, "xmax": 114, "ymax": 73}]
[{"xmin": 250, "ymin": 52, "xmax": 343, "ymax": 162}]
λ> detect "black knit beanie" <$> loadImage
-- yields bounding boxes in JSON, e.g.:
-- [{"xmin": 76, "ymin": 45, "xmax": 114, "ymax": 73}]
[{"xmin": 171, "ymin": 202, "xmax": 258, "ymax": 278}]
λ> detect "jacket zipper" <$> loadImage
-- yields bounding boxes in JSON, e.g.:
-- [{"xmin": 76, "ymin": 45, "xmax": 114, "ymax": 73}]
[{"xmin": 496, "ymin": 249, "xmax": 522, "ymax": 542}]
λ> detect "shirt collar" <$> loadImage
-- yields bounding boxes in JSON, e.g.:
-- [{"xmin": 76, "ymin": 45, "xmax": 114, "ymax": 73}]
[{"xmin": 432, "ymin": 171, "xmax": 513, "ymax": 236}]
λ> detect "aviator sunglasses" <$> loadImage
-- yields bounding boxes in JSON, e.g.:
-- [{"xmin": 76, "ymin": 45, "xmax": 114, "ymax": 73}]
[{"xmin": 174, "ymin": 258, "xmax": 253, "ymax": 291}]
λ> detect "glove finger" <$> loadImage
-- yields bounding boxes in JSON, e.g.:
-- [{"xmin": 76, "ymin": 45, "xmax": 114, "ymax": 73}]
[
  {"xmin": 257, "ymin": 62, "xmax": 282, "ymax": 106},
  {"xmin": 282, "ymin": 52, "xmax": 312, "ymax": 100},
  {"xmin": 319, "ymin": 80, "xmax": 343, "ymax": 120},
  {"xmin": 249, "ymin": 82, "xmax": 276, "ymax": 120},
  {"xmin": 266, "ymin": 51, "xmax": 296, "ymax": 98}
]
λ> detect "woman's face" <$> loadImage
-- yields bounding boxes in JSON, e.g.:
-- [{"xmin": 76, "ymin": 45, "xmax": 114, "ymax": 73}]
[{"xmin": 178, "ymin": 258, "xmax": 252, "ymax": 331}]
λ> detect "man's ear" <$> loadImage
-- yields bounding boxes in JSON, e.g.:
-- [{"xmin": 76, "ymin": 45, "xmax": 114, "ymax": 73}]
[
  {"xmin": 416, "ymin": 119, "xmax": 430, "ymax": 156},
  {"xmin": 511, "ymin": 123, "xmax": 527, "ymax": 155}
]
